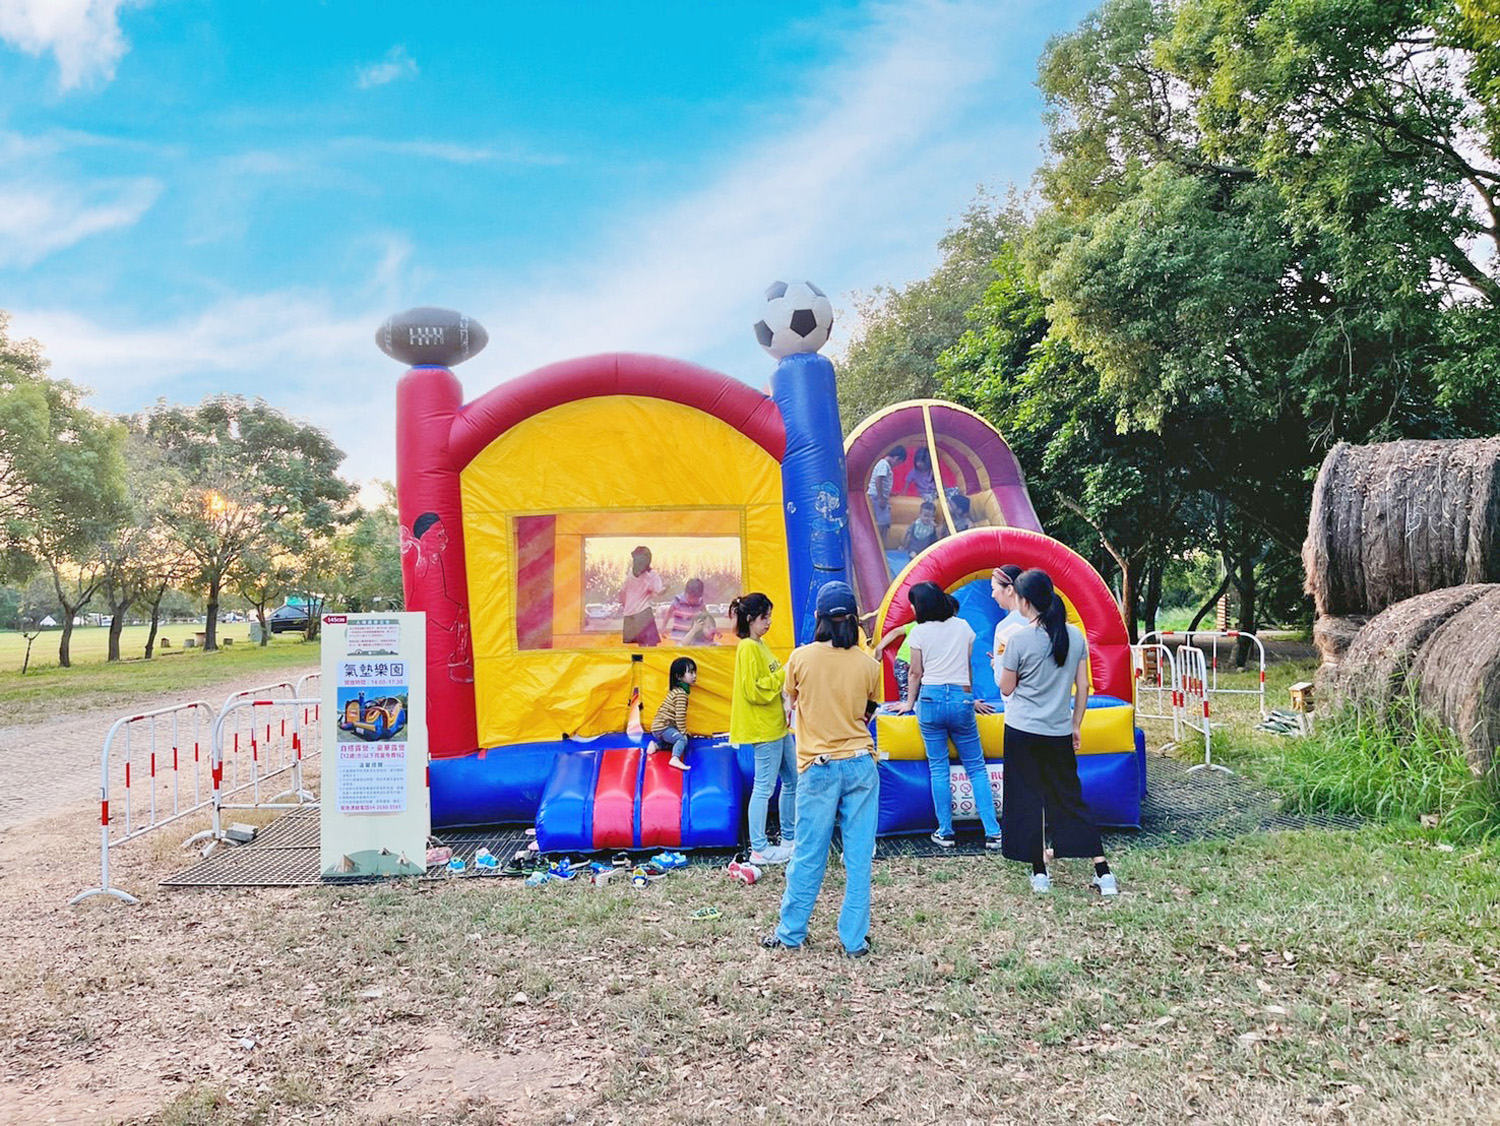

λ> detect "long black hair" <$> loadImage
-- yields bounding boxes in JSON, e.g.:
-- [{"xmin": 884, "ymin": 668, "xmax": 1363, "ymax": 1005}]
[
  {"xmin": 668, "ymin": 656, "xmax": 697, "ymax": 689},
  {"xmin": 908, "ymin": 581, "xmax": 956, "ymax": 624},
  {"xmin": 1014, "ymin": 568, "xmax": 1069, "ymax": 666},
  {"xmin": 814, "ymin": 613, "xmax": 861, "ymax": 649},
  {"xmin": 728, "ymin": 592, "xmax": 773, "ymax": 638}
]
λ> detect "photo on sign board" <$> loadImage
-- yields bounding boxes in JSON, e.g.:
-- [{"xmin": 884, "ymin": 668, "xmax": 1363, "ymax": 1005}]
[{"xmin": 336, "ymin": 688, "xmax": 409, "ymax": 743}]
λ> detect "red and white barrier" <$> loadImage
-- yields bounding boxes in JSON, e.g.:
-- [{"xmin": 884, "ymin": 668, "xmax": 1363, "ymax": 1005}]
[
  {"xmin": 1141, "ymin": 630, "xmax": 1267, "ymax": 718},
  {"xmin": 70, "ymin": 700, "xmax": 216, "ymax": 905},
  {"xmin": 1171, "ymin": 644, "xmax": 1229, "ymax": 775},
  {"xmin": 1130, "ymin": 643, "xmax": 1180, "ymax": 740},
  {"xmin": 182, "ymin": 696, "xmax": 321, "ymax": 856},
  {"xmin": 72, "ymin": 691, "xmax": 324, "ymax": 905}
]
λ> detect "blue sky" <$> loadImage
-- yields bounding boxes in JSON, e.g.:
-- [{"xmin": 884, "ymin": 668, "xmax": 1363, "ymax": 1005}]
[{"xmin": 0, "ymin": 0, "xmax": 1097, "ymax": 490}]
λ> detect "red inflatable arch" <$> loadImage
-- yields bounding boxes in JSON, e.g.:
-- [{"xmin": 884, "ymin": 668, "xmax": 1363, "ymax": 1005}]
[{"xmin": 874, "ymin": 526, "xmax": 1131, "ymax": 701}]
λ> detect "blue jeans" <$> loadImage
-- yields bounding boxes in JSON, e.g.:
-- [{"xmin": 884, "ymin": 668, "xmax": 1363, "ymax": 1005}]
[
  {"xmin": 656, "ymin": 726, "xmax": 688, "ymax": 760},
  {"xmin": 918, "ymin": 684, "xmax": 1000, "ymax": 838},
  {"xmin": 774, "ymin": 754, "xmax": 879, "ymax": 954},
  {"xmin": 747, "ymin": 733, "xmax": 797, "ymax": 852}
]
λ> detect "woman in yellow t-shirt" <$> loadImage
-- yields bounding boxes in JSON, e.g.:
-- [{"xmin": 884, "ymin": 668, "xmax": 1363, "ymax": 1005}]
[{"xmin": 729, "ymin": 593, "xmax": 796, "ymax": 865}]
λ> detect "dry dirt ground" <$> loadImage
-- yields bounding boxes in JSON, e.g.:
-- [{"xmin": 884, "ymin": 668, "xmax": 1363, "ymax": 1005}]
[{"xmin": 4, "ymin": 655, "xmax": 1498, "ymax": 1126}]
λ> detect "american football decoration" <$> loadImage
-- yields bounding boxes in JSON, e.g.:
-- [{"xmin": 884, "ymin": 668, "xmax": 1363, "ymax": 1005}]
[
  {"xmin": 753, "ymin": 280, "xmax": 834, "ymax": 360},
  {"xmin": 376, "ymin": 307, "xmax": 489, "ymax": 367}
]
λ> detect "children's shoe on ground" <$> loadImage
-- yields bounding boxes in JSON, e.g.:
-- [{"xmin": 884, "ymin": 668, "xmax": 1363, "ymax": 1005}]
[
  {"xmin": 1091, "ymin": 872, "xmax": 1119, "ymax": 897},
  {"xmin": 1030, "ymin": 872, "xmax": 1052, "ymax": 894},
  {"xmin": 473, "ymin": 848, "xmax": 499, "ymax": 870},
  {"xmin": 984, "ymin": 834, "xmax": 1003, "ymax": 851},
  {"xmin": 524, "ymin": 870, "xmax": 553, "ymax": 887},
  {"xmin": 650, "ymin": 851, "xmax": 688, "ymax": 870},
  {"xmin": 726, "ymin": 860, "xmax": 762, "ymax": 884},
  {"xmin": 930, "ymin": 831, "xmax": 956, "ymax": 848}
]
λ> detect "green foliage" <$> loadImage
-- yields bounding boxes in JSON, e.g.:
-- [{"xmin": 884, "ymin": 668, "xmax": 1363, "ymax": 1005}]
[
  {"xmin": 836, "ymin": 194, "xmax": 1027, "ymax": 429},
  {"xmin": 142, "ymin": 395, "xmax": 353, "ymax": 648},
  {"xmin": 1270, "ymin": 705, "xmax": 1500, "ymax": 843}
]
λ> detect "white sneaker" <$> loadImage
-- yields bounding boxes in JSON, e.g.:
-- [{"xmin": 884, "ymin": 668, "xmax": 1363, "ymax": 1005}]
[
  {"xmin": 1091, "ymin": 872, "xmax": 1119, "ymax": 897},
  {"xmin": 1030, "ymin": 872, "xmax": 1052, "ymax": 894},
  {"xmin": 750, "ymin": 844, "xmax": 792, "ymax": 865}
]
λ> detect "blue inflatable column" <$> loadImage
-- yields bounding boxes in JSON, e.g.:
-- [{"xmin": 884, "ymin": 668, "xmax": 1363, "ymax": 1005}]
[{"xmin": 772, "ymin": 352, "xmax": 854, "ymax": 643}]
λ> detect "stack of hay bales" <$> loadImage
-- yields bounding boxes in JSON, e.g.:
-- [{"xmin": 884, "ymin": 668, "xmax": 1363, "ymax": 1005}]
[{"xmin": 1303, "ymin": 438, "xmax": 1500, "ymax": 773}]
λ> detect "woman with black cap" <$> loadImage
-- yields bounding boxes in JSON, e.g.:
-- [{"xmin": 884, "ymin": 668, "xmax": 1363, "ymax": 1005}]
[
  {"xmin": 762, "ymin": 580, "xmax": 882, "ymax": 958},
  {"xmin": 995, "ymin": 568, "xmax": 1118, "ymax": 897}
]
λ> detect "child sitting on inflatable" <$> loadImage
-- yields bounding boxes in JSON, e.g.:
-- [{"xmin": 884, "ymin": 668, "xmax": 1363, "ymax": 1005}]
[
  {"xmin": 651, "ymin": 656, "xmax": 697, "ymax": 771},
  {"xmin": 902, "ymin": 500, "xmax": 943, "ymax": 555}
]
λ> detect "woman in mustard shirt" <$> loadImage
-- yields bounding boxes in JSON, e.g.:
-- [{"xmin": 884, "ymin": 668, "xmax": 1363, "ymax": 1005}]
[{"xmin": 729, "ymin": 592, "xmax": 797, "ymax": 865}]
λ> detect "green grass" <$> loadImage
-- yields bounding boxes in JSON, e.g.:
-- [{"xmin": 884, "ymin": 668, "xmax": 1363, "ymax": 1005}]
[
  {"xmin": 0, "ymin": 626, "xmax": 318, "ymax": 723},
  {"xmin": 0, "ymin": 623, "xmax": 271, "ymax": 671}
]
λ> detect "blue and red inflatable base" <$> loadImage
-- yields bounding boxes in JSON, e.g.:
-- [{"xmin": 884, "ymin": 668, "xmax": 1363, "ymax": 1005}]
[{"xmin": 429, "ymin": 725, "xmax": 1146, "ymax": 847}]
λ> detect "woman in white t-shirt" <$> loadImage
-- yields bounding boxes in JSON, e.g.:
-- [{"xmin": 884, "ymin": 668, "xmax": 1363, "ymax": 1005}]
[
  {"xmin": 989, "ymin": 564, "xmax": 1027, "ymax": 696},
  {"xmin": 891, "ymin": 581, "xmax": 1002, "ymax": 849}
]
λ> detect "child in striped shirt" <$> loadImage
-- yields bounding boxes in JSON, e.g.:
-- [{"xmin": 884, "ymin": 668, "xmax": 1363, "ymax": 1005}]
[{"xmin": 651, "ymin": 656, "xmax": 697, "ymax": 771}]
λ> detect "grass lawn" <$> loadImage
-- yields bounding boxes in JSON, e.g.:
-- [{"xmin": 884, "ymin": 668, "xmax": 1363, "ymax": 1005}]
[{"xmin": 0, "ymin": 625, "xmax": 318, "ymax": 724}]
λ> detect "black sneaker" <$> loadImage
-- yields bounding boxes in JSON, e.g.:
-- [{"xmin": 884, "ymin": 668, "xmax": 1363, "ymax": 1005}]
[
  {"xmin": 930, "ymin": 831, "xmax": 956, "ymax": 848},
  {"xmin": 985, "ymin": 834, "xmax": 1003, "ymax": 851},
  {"xmin": 844, "ymin": 936, "xmax": 875, "ymax": 959},
  {"xmin": 760, "ymin": 934, "xmax": 798, "ymax": 951}
]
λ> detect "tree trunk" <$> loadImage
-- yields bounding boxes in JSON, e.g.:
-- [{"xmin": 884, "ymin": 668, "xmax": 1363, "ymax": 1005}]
[
  {"xmin": 20, "ymin": 631, "xmax": 38, "ymax": 675},
  {"xmin": 204, "ymin": 575, "xmax": 221, "ymax": 652},
  {"xmin": 1188, "ymin": 571, "xmax": 1234, "ymax": 632},
  {"xmin": 1120, "ymin": 554, "xmax": 1144, "ymax": 645},
  {"xmin": 256, "ymin": 606, "xmax": 270, "ymax": 646},
  {"xmin": 106, "ymin": 597, "xmax": 132, "ymax": 662},
  {"xmin": 144, "ymin": 582, "xmax": 167, "ymax": 659},
  {"xmin": 58, "ymin": 614, "xmax": 75, "ymax": 668},
  {"xmin": 1233, "ymin": 556, "xmax": 1258, "ymax": 669},
  {"xmin": 1142, "ymin": 558, "xmax": 1163, "ymax": 639}
]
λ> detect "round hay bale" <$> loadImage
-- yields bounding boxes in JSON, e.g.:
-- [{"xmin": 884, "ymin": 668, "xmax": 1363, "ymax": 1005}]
[
  {"xmin": 1411, "ymin": 587, "xmax": 1500, "ymax": 775},
  {"xmin": 1312, "ymin": 613, "xmax": 1369, "ymax": 696},
  {"xmin": 1303, "ymin": 439, "xmax": 1500, "ymax": 617},
  {"xmin": 1331, "ymin": 585, "xmax": 1495, "ymax": 720}
]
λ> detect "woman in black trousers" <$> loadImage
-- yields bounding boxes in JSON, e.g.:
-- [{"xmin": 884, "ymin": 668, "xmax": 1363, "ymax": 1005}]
[{"xmin": 995, "ymin": 569, "xmax": 1117, "ymax": 896}]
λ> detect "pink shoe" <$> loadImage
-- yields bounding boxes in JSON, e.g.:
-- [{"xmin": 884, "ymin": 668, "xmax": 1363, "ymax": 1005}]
[{"xmin": 726, "ymin": 860, "xmax": 761, "ymax": 885}]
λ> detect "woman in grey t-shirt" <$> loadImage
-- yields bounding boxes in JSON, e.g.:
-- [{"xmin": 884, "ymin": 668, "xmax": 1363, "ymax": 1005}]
[{"xmin": 996, "ymin": 569, "xmax": 1117, "ymax": 897}]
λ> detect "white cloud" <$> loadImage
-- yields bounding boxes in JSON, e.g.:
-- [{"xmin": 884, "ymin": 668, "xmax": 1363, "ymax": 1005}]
[
  {"xmin": 0, "ymin": 176, "xmax": 160, "ymax": 266},
  {"xmin": 0, "ymin": 0, "xmax": 135, "ymax": 89},
  {"xmin": 7, "ymin": 0, "xmax": 1059, "ymax": 488},
  {"xmin": 458, "ymin": 0, "xmax": 1035, "ymax": 379},
  {"xmin": 356, "ymin": 45, "xmax": 418, "ymax": 90}
]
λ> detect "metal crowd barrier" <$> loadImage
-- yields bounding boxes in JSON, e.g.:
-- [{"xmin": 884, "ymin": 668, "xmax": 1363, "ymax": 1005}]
[
  {"xmin": 72, "ymin": 689, "xmax": 322, "ymax": 905},
  {"xmin": 70, "ymin": 700, "xmax": 216, "ymax": 905}
]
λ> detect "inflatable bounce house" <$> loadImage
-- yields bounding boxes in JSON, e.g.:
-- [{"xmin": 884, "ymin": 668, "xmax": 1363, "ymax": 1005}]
[{"xmin": 380, "ymin": 288, "xmax": 1142, "ymax": 854}]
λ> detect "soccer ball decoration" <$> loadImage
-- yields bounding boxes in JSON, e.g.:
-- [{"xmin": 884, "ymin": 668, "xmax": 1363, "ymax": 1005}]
[{"xmin": 753, "ymin": 281, "xmax": 834, "ymax": 360}]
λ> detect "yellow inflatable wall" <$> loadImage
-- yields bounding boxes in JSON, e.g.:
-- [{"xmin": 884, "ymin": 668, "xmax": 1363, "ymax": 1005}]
[{"xmin": 461, "ymin": 396, "xmax": 793, "ymax": 745}]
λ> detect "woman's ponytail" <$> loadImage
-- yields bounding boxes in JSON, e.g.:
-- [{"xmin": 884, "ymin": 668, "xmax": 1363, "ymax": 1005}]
[{"xmin": 1015, "ymin": 569, "xmax": 1069, "ymax": 666}]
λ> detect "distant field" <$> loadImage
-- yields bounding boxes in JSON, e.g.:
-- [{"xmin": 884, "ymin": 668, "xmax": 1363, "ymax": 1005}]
[
  {"xmin": 0, "ymin": 623, "xmax": 288, "ymax": 672},
  {"xmin": 0, "ymin": 625, "xmax": 319, "ymax": 723}
]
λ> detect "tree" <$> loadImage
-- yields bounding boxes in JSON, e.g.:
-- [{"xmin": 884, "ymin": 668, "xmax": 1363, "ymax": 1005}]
[
  {"xmin": 937, "ymin": 245, "xmax": 1198, "ymax": 640},
  {"xmin": 837, "ymin": 195, "xmax": 1028, "ymax": 428},
  {"xmin": 144, "ymin": 396, "xmax": 353, "ymax": 651},
  {"xmin": 1031, "ymin": 0, "xmax": 1493, "ymax": 659},
  {"xmin": 99, "ymin": 431, "xmax": 192, "ymax": 662}
]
